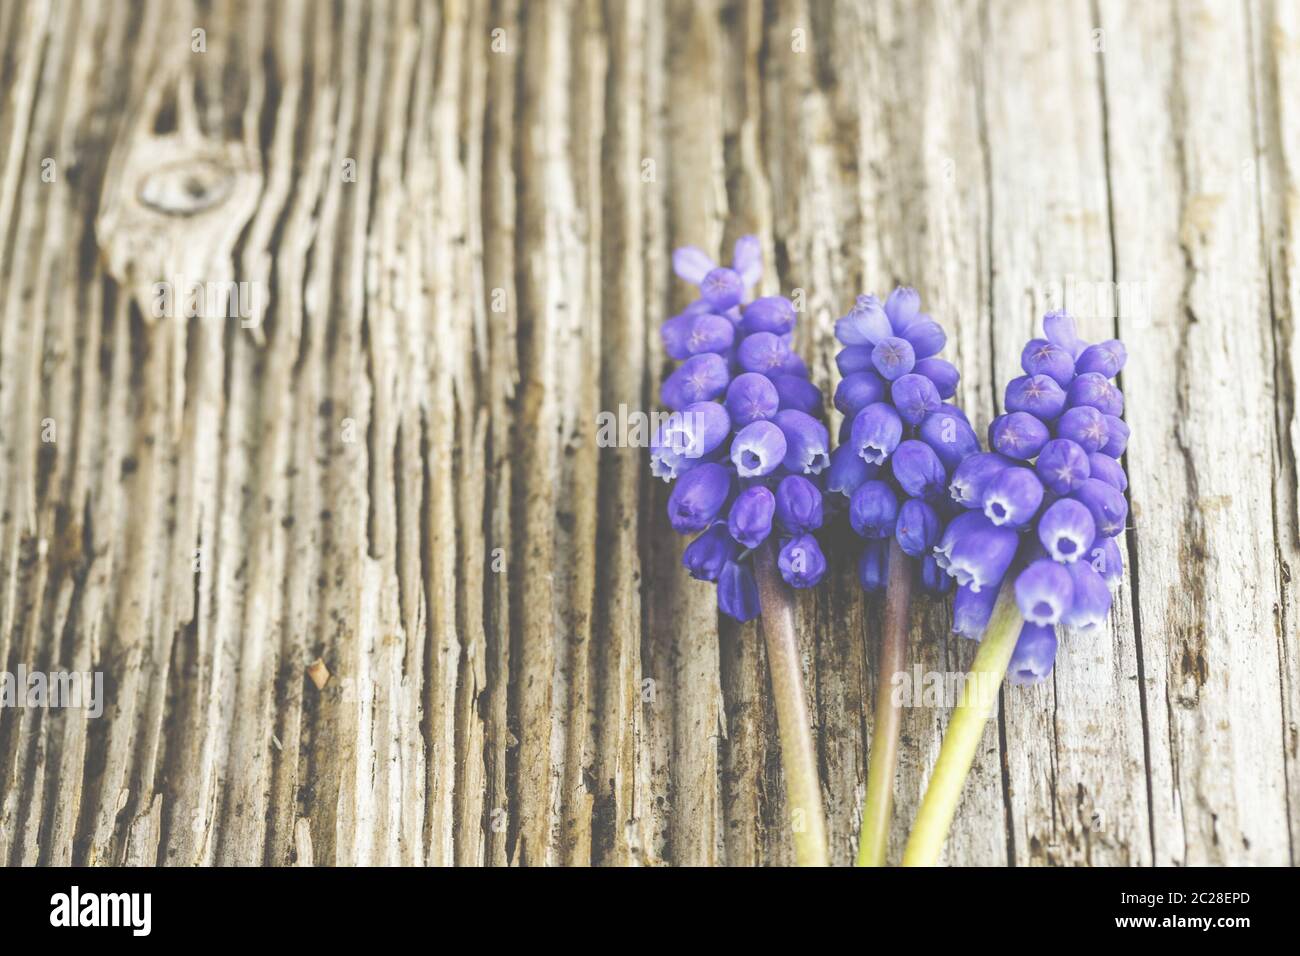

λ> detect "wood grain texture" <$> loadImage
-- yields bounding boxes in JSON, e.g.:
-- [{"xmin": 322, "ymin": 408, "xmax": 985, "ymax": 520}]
[{"xmin": 0, "ymin": 0, "xmax": 1295, "ymax": 866}]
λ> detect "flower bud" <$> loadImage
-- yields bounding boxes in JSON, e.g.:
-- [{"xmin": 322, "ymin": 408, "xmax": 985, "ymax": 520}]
[
  {"xmin": 728, "ymin": 485, "xmax": 776, "ymax": 549},
  {"xmin": 981, "ymin": 466, "xmax": 1044, "ymax": 529},
  {"xmin": 1005, "ymin": 373, "xmax": 1067, "ymax": 421},
  {"xmin": 725, "ymin": 372, "xmax": 779, "ymax": 426},
  {"xmin": 661, "ymin": 311, "xmax": 695, "ymax": 360},
  {"xmin": 778, "ymin": 533, "xmax": 828, "ymax": 589},
  {"xmin": 1035, "ymin": 438, "xmax": 1091, "ymax": 495},
  {"xmin": 1071, "ymin": 477, "xmax": 1128, "ymax": 538},
  {"xmin": 1063, "ymin": 559, "xmax": 1112, "ymax": 633},
  {"xmin": 731, "ymin": 235, "xmax": 762, "ymax": 288},
  {"xmin": 826, "ymin": 443, "xmax": 877, "ymax": 497},
  {"xmin": 1056, "ymin": 405, "xmax": 1109, "ymax": 454},
  {"xmin": 779, "ymin": 351, "xmax": 810, "ymax": 378},
  {"xmin": 834, "ymin": 370, "xmax": 888, "ymax": 415},
  {"xmin": 700, "ymin": 267, "xmax": 744, "ymax": 310},
  {"xmin": 731, "ymin": 420, "xmax": 787, "ymax": 478},
  {"xmin": 774, "ymin": 409, "xmax": 831, "ymax": 475},
  {"xmin": 989, "ymin": 411, "xmax": 1050, "ymax": 460},
  {"xmin": 836, "ymin": 345, "xmax": 875, "ymax": 375},
  {"xmin": 1042, "ymin": 310, "xmax": 1082, "ymax": 357},
  {"xmin": 1087, "ymin": 452, "xmax": 1128, "ymax": 492},
  {"xmin": 850, "ymin": 480, "xmax": 899, "ymax": 538},
  {"xmin": 914, "ymin": 357, "xmax": 960, "ymax": 398},
  {"xmin": 717, "ymin": 559, "xmax": 760, "ymax": 621},
  {"xmin": 901, "ymin": 317, "xmax": 947, "ymax": 360},
  {"xmin": 896, "ymin": 498, "xmax": 942, "ymax": 557},
  {"xmin": 884, "ymin": 287, "xmax": 921, "ymax": 333},
  {"xmin": 1020, "ymin": 337, "xmax": 1075, "ymax": 387},
  {"xmin": 952, "ymin": 583, "xmax": 999, "ymax": 640},
  {"xmin": 1007, "ymin": 623, "xmax": 1058, "ymax": 685},
  {"xmin": 919, "ymin": 406, "xmax": 980, "ymax": 471},
  {"xmin": 1036, "ymin": 498, "xmax": 1096, "ymax": 563},
  {"xmin": 661, "ymin": 352, "xmax": 730, "ymax": 409},
  {"xmin": 682, "ymin": 524, "xmax": 736, "ymax": 581},
  {"xmin": 672, "ymin": 246, "xmax": 715, "ymax": 284},
  {"xmin": 1101, "ymin": 415, "xmax": 1129, "ymax": 457},
  {"xmin": 739, "ymin": 296, "xmax": 796, "ymax": 335},
  {"xmin": 1015, "ymin": 558, "xmax": 1074, "ymax": 626},
  {"xmin": 682, "ymin": 313, "xmax": 736, "ymax": 355},
  {"xmin": 1066, "ymin": 371, "xmax": 1124, "ymax": 417},
  {"xmin": 775, "ymin": 475, "xmax": 824, "ymax": 533},
  {"xmin": 772, "ymin": 374, "xmax": 823, "ymax": 414},
  {"xmin": 871, "ymin": 336, "xmax": 917, "ymax": 381},
  {"xmin": 667, "ymin": 462, "xmax": 732, "ymax": 533},
  {"xmin": 1074, "ymin": 340, "xmax": 1127, "ymax": 378},
  {"xmin": 950, "ymin": 452, "xmax": 1014, "ymax": 508},
  {"xmin": 892, "ymin": 439, "xmax": 948, "ymax": 500},
  {"xmin": 1090, "ymin": 536, "xmax": 1124, "ymax": 586},
  {"xmin": 835, "ymin": 294, "xmax": 892, "ymax": 346},
  {"xmin": 737, "ymin": 331, "xmax": 792, "ymax": 375},
  {"xmin": 891, "ymin": 373, "xmax": 942, "ymax": 425},
  {"xmin": 851, "ymin": 402, "xmax": 904, "ymax": 465}
]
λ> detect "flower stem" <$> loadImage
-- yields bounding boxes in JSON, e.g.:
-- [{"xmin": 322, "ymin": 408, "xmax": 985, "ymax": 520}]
[
  {"xmin": 902, "ymin": 578, "xmax": 1021, "ymax": 867},
  {"xmin": 857, "ymin": 539, "xmax": 912, "ymax": 866},
  {"xmin": 753, "ymin": 541, "xmax": 829, "ymax": 866}
]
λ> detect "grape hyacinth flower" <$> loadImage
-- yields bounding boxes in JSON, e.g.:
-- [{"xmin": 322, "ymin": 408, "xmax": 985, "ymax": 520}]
[
  {"xmin": 833, "ymin": 287, "xmax": 976, "ymax": 868},
  {"xmin": 904, "ymin": 311, "xmax": 1133, "ymax": 867},
  {"xmin": 932, "ymin": 310, "xmax": 1131, "ymax": 671},
  {"xmin": 671, "ymin": 235, "xmax": 763, "ymax": 311},
  {"xmin": 832, "ymin": 288, "xmax": 975, "ymax": 597},
  {"xmin": 658, "ymin": 240, "xmax": 837, "ymax": 606},
  {"xmin": 651, "ymin": 237, "xmax": 829, "ymax": 865}
]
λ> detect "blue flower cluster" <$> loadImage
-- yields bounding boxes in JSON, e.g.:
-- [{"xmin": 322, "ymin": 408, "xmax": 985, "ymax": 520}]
[
  {"xmin": 828, "ymin": 288, "xmax": 978, "ymax": 595},
  {"xmin": 652, "ymin": 237, "xmax": 832, "ymax": 621},
  {"xmin": 937, "ymin": 311, "xmax": 1130, "ymax": 683}
]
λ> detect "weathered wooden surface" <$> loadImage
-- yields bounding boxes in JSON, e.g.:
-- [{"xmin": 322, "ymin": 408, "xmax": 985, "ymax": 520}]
[{"xmin": 0, "ymin": 0, "xmax": 1296, "ymax": 866}]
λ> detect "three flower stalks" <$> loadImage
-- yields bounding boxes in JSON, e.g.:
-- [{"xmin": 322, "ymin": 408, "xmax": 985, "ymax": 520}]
[{"xmin": 650, "ymin": 238, "xmax": 1130, "ymax": 866}]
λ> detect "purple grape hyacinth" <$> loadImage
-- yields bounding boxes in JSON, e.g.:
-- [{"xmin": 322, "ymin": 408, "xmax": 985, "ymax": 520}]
[
  {"xmin": 936, "ymin": 311, "xmax": 1131, "ymax": 682},
  {"xmin": 833, "ymin": 287, "xmax": 976, "ymax": 593},
  {"xmin": 654, "ymin": 238, "xmax": 832, "ymax": 621}
]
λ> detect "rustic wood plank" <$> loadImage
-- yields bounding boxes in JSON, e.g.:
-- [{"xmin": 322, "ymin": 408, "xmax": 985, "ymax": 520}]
[
  {"xmin": 1099, "ymin": 0, "xmax": 1291, "ymax": 864},
  {"xmin": 1250, "ymin": 0, "xmax": 1300, "ymax": 861}
]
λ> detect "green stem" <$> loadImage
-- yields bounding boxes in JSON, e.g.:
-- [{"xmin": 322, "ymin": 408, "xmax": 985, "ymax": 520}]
[
  {"xmin": 753, "ymin": 541, "xmax": 829, "ymax": 866},
  {"xmin": 857, "ymin": 539, "xmax": 912, "ymax": 866},
  {"xmin": 902, "ymin": 578, "xmax": 1021, "ymax": 866}
]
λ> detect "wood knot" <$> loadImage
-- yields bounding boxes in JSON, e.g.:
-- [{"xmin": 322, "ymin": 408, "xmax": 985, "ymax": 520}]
[
  {"xmin": 137, "ymin": 158, "xmax": 235, "ymax": 216},
  {"xmin": 96, "ymin": 133, "xmax": 262, "ymax": 303}
]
